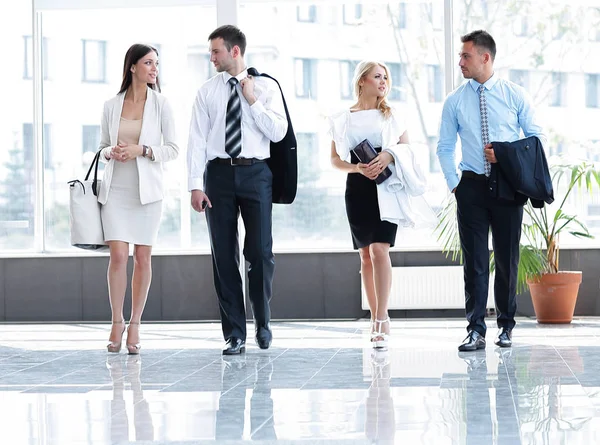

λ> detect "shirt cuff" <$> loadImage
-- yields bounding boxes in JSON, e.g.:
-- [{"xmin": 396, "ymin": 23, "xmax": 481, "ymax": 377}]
[
  {"xmin": 188, "ymin": 178, "xmax": 204, "ymax": 192},
  {"xmin": 448, "ymin": 175, "xmax": 460, "ymax": 192}
]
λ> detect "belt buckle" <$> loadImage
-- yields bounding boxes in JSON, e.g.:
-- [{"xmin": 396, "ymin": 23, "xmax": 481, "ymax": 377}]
[{"xmin": 230, "ymin": 157, "xmax": 238, "ymax": 166}]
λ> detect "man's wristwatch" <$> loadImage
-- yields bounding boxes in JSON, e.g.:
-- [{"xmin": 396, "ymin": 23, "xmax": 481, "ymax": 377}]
[{"xmin": 142, "ymin": 145, "xmax": 149, "ymax": 157}]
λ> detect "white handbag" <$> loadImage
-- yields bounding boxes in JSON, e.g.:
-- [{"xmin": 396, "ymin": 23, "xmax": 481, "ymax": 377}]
[{"xmin": 68, "ymin": 150, "xmax": 108, "ymax": 251}]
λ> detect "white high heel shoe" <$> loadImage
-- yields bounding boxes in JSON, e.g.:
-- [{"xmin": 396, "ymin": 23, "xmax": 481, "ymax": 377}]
[{"xmin": 372, "ymin": 317, "xmax": 390, "ymax": 349}]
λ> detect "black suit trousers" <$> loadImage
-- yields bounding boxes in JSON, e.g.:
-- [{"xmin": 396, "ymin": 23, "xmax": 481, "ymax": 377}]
[
  {"xmin": 455, "ymin": 176, "xmax": 523, "ymax": 336},
  {"xmin": 205, "ymin": 160, "xmax": 274, "ymax": 341}
]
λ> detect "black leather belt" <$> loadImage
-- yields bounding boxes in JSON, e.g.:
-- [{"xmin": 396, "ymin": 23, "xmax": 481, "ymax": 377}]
[
  {"xmin": 210, "ymin": 157, "xmax": 265, "ymax": 166},
  {"xmin": 462, "ymin": 170, "xmax": 487, "ymax": 181}
]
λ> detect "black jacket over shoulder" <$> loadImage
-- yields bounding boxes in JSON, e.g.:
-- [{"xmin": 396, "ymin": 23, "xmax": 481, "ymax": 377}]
[
  {"xmin": 247, "ymin": 67, "xmax": 297, "ymax": 204},
  {"xmin": 489, "ymin": 136, "xmax": 554, "ymax": 208}
]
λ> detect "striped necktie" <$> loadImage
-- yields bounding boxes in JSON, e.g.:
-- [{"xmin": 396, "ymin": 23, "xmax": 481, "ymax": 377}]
[
  {"xmin": 225, "ymin": 77, "xmax": 242, "ymax": 158},
  {"xmin": 479, "ymin": 84, "xmax": 491, "ymax": 177}
]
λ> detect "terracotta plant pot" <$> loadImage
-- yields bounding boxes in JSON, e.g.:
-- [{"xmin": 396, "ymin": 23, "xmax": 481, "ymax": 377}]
[{"xmin": 527, "ymin": 272, "xmax": 582, "ymax": 324}]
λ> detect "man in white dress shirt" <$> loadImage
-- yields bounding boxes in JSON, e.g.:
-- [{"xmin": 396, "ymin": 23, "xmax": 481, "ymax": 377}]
[{"xmin": 187, "ymin": 25, "xmax": 288, "ymax": 355}]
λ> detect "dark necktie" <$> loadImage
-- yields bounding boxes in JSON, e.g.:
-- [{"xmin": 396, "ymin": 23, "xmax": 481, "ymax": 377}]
[
  {"xmin": 478, "ymin": 84, "xmax": 491, "ymax": 177},
  {"xmin": 225, "ymin": 77, "xmax": 242, "ymax": 158}
]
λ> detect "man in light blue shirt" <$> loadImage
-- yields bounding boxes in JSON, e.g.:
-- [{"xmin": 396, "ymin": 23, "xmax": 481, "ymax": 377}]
[{"xmin": 436, "ymin": 30, "xmax": 547, "ymax": 352}]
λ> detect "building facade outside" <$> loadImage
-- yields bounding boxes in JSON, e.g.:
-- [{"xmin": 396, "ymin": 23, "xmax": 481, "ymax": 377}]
[{"xmin": 1, "ymin": 1, "xmax": 599, "ymax": 253}]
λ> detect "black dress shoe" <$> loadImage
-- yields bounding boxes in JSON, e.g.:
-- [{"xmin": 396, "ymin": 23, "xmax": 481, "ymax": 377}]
[
  {"xmin": 255, "ymin": 326, "xmax": 272, "ymax": 350},
  {"xmin": 223, "ymin": 337, "xmax": 246, "ymax": 355},
  {"xmin": 458, "ymin": 330, "xmax": 486, "ymax": 352},
  {"xmin": 495, "ymin": 328, "xmax": 512, "ymax": 348}
]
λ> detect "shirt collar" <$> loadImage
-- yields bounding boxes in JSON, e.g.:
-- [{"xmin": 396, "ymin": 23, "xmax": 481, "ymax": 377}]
[
  {"xmin": 223, "ymin": 68, "xmax": 248, "ymax": 84},
  {"xmin": 469, "ymin": 72, "xmax": 498, "ymax": 92}
]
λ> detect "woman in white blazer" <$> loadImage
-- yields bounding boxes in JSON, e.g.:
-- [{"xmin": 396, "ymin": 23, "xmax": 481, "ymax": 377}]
[
  {"xmin": 329, "ymin": 61, "xmax": 409, "ymax": 350},
  {"xmin": 100, "ymin": 44, "xmax": 179, "ymax": 354}
]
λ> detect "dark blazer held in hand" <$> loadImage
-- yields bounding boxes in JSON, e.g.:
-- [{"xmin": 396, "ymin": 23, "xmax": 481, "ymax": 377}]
[{"xmin": 489, "ymin": 136, "xmax": 554, "ymax": 208}]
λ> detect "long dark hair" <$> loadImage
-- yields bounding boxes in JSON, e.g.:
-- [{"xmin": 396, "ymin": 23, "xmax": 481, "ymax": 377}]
[{"xmin": 118, "ymin": 44, "xmax": 160, "ymax": 94}]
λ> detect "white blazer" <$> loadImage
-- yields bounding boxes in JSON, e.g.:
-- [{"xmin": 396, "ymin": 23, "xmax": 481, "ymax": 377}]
[{"xmin": 98, "ymin": 87, "xmax": 179, "ymax": 205}]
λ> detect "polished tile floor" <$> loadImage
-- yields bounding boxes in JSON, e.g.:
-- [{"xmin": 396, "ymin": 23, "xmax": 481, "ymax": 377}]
[{"xmin": 1, "ymin": 318, "xmax": 600, "ymax": 444}]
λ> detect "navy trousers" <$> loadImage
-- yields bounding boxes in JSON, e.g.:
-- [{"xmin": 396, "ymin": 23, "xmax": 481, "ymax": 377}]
[
  {"xmin": 205, "ymin": 160, "xmax": 274, "ymax": 341},
  {"xmin": 455, "ymin": 175, "xmax": 523, "ymax": 336}
]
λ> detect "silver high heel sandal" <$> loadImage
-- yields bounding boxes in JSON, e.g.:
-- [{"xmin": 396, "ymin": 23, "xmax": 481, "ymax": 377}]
[
  {"xmin": 107, "ymin": 320, "xmax": 126, "ymax": 353},
  {"xmin": 126, "ymin": 322, "xmax": 141, "ymax": 355},
  {"xmin": 372, "ymin": 317, "xmax": 390, "ymax": 349}
]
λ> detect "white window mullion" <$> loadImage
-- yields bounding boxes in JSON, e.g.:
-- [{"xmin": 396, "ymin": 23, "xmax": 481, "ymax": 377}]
[
  {"xmin": 32, "ymin": 10, "xmax": 45, "ymax": 251},
  {"xmin": 444, "ymin": 0, "xmax": 454, "ymax": 95}
]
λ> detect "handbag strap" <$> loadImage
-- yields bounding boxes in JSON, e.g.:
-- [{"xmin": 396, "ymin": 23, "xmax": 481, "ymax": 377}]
[{"xmin": 84, "ymin": 149, "xmax": 102, "ymax": 196}]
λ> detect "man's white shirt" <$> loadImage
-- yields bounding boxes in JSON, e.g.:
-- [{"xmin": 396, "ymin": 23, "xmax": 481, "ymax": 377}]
[{"xmin": 187, "ymin": 68, "xmax": 288, "ymax": 191}]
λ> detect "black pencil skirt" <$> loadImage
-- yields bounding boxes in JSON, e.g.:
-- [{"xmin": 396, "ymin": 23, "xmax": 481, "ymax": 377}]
[{"xmin": 345, "ymin": 149, "xmax": 398, "ymax": 250}]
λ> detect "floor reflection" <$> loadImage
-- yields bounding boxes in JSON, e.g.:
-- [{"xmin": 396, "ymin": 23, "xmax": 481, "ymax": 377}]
[
  {"xmin": 461, "ymin": 349, "xmax": 521, "ymax": 444},
  {"xmin": 216, "ymin": 355, "xmax": 277, "ymax": 440},
  {"xmin": 365, "ymin": 350, "xmax": 395, "ymax": 444},
  {"xmin": 107, "ymin": 355, "xmax": 154, "ymax": 442},
  {"xmin": 2, "ymin": 320, "xmax": 600, "ymax": 444}
]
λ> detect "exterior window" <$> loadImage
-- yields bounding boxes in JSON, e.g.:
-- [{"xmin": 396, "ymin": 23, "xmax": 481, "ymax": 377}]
[
  {"xmin": 23, "ymin": 36, "xmax": 49, "ymax": 79},
  {"xmin": 294, "ymin": 58, "xmax": 317, "ymax": 98},
  {"xmin": 340, "ymin": 60, "xmax": 359, "ymax": 99},
  {"xmin": 297, "ymin": 5, "xmax": 316, "ymax": 22},
  {"xmin": 82, "ymin": 39, "xmax": 107, "ymax": 83}
]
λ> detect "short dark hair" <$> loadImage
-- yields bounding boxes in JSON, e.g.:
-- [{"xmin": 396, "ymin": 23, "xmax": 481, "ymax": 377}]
[
  {"xmin": 208, "ymin": 25, "xmax": 247, "ymax": 56},
  {"xmin": 461, "ymin": 30, "xmax": 496, "ymax": 61},
  {"xmin": 118, "ymin": 44, "xmax": 160, "ymax": 94}
]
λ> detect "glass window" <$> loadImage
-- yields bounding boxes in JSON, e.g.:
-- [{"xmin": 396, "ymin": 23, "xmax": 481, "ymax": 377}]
[
  {"xmin": 588, "ymin": 8, "xmax": 600, "ymax": 41},
  {"xmin": 294, "ymin": 58, "xmax": 317, "ymax": 99},
  {"xmin": 21, "ymin": 124, "xmax": 51, "ymax": 206},
  {"xmin": 550, "ymin": 72, "xmax": 566, "ymax": 107},
  {"xmin": 81, "ymin": 125, "xmax": 100, "ymax": 158},
  {"xmin": 1, "ymin": 2, "xmax": 34, "ymax": 250},
  {"xmin": 23, "ymin": 36, "xmax": 49, "ymax": 80},
  {"xmin": 187, "ymin": 52, "xmax": 215, "ymax": 92},
  {"xmin": 513, "ymin": 16, "xmax": 529, "ymax": 37},
  {"xmin": 509, "ymin": 69, "xmax": 530, "ymax": 90},
  {"xmin": 427, "ymin": 64, "xmax": 443, "ymax": 102},
  {"xmin": 387, "ymin": 62, "xmax": 405, "ymax": 102},
  {"xmin": 343, "ymin": 4, "xmax": 363, "ymax": 24},
  {"xmin": 586, "ymin": 74, "xmax": 599, "ymax": 108},
  {"xmin": 425, "ymin": 2, "xmax": 443, "ymax": 30},
  {"xmin": 297, "ymin": 5, "xmax": 317, "ymax": 23},
  {"xmin": 551, "ymin": 9, "xmax": 570, "ymax": 40},
  {"xmin": 82, "ymin": 39, "xmax": 107, "ymax": 83},
  {"xmin": 340, "ymin": 60, "xmax": 359, "ymax": 99},
  {"xmin": 398, "ymin": 2, "xmax": 407, "ymax": 29}
]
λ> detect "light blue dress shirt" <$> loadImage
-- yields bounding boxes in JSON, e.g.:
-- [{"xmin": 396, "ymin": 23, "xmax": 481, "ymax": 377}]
[{"xmin": 436, "ymin": 74, "xmax": 547, "ymax": 191}]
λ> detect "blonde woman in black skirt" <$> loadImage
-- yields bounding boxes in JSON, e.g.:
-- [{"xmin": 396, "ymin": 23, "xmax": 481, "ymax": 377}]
[{"xmin": 329, "ymin": 61, "xmax": 409, "ymax": 349}]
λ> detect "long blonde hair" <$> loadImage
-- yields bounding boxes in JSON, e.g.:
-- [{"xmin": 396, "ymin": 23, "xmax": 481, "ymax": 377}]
[{"xmin": 353, "ymin": 60, "xmax": 392, "ymax": 119}]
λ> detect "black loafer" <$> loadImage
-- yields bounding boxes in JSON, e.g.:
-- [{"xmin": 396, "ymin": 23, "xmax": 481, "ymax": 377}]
[
  {"xmin": 255, "ymin": 326, "xmax": 272, "ymax": 350},
  {"xmin": 223, "ymin": 337, "xmax": 246, "ymax": 355},
  {"xmin": 458, "ymin": 330, "xmax": 486, "ymax": 352},
  {"xmin": 495, "ymin": 328, "xmax": 512, "ymax": 348}
]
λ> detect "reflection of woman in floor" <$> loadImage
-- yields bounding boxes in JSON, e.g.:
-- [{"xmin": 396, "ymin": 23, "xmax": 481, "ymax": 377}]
[
  {"xmin": 127, "ymin": 356, "xmax": 154, "ymax": 440},
  {"xmin": 107, "ymin": 355, "xmax": 154, "ymax": 441},
  {"xmin": 365, "ymin": 351, "xmax": 395, "ymax": 444}
]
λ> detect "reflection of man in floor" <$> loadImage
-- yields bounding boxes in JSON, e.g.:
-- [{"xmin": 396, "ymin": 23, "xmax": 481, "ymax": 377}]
[
  {"xmin": 462, "ymin": 350, "xmax": 520, "ymax": 445},
  {"xmin": 107, "ymin": 355, "xmax": 154, "ymax": 442},
  {"xmin": 365, "ymin": 350, "xmax": 395, "ymax": 444},
  {"xmin": 250, "ymin": 356, "xmax": 276, "ymax": 440},
  {"xmin": 216, "ymin": 356, "xmax": 276, "ymax": 440}
]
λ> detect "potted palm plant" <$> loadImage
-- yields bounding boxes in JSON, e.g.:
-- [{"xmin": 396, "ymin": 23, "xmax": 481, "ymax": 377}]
[{"xmin": 435, "ymin": 158, "xmax": 600, "ymax": 324}]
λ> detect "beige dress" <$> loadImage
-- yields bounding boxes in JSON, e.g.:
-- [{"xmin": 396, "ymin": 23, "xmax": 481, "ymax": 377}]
[{"xmin": 100, "ymin": 118, "xmax": 162, "ymax": 246}]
